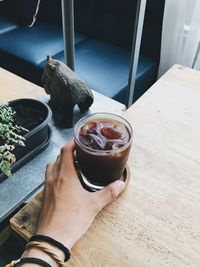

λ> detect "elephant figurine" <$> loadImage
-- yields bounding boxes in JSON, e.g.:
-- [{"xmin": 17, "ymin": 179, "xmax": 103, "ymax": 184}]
[{"xmin": 42, "ymin": 55, "xmax": 94, "ymax": 128}]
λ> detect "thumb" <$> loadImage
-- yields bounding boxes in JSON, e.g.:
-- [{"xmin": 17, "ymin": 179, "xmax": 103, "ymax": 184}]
[{"xmin": 96, "ymin": 180, "xmax": 125, "ymax": 208}]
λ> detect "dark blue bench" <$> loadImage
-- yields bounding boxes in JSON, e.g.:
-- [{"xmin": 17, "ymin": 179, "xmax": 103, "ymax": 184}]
[{"xmin": 0, "ymin": 0, "xmax": 165, "ymax": 104}]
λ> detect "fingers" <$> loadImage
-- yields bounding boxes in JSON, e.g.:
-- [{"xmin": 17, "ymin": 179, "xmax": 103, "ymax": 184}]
[
  {"xmin": 51, "ymin": 140, "xmax": 75, "ymax": 176},
  {"xmin": 60, "ymin": 140, "xmax": 74, "ymax": 165},
  {"xmin": 55, "ymin": 140, "xmax": 81, "ymax": 185},
  {"xmin": 52, "ymin": 155, "xmax": 61, "ymax": 176},
  {"xmin": 45, "ymin": 140, "xmax": 81, "ymax": 187},
  {"xmin": 45, "ymin": 163, "xmax": 54, "ymax": 180},
  {"xmin": 59, "ymin": 140, "xmax": 76, "ymax": 173},
  {"xmin": 45, "ymin": 139, "xmax": 75, "ymax": 181},
  {"xmin": 95, "ymin": 180, "xmax": 125, "ymax": 209}
]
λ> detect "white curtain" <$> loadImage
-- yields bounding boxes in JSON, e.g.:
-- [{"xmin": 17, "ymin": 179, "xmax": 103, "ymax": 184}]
[{"xmin": 158, "ymin": 0, "xmax": 200, "ymax": 77}]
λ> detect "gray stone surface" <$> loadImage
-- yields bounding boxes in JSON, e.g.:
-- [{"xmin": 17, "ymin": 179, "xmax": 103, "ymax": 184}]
[{"xmin": 0, "ymin": 91, "xmax": 126, "ymax": 222}]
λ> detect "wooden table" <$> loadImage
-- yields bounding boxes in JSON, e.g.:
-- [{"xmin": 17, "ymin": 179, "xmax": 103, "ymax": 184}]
[
  {"xmin": 0, "ymin": 67, "xmax": 125, "ymax": 222},
  {"xmin": 10, "ymin": 65, "xmax": 200, "ymax": 266},
  {"xmin": 0, "ymin": 68, "xmax": 45, "ymax": 102}
]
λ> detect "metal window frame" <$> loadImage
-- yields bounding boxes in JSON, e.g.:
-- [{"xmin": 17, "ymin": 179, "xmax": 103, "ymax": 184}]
[
  {"xmin": 61, "ymin": 0, "xmax": 75, "ymax": 70},
  {"xmin": 126, "ymin": 0, "xmax": 147, "ymax": 107}
]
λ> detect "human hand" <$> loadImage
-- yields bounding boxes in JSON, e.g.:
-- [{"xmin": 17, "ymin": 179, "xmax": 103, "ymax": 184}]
[{"xmin": 36, "ymin": 140, "xmax": 125, "ymax": 251}]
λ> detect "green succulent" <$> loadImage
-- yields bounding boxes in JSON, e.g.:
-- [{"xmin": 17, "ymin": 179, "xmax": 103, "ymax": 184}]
[{"xmin": 0, "ymin": 103, "xmax": 28, "ymax": 177}]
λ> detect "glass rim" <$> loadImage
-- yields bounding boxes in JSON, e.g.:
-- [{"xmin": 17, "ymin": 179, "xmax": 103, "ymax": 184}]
[{"xmin": 74, "ymin": 112, "xmax": 133, "ymax": 154}]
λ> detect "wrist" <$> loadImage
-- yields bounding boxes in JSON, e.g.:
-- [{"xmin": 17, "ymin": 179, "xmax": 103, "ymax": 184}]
[{"xmin": 36, "ymin": 228, "xmax": 75, "ymax": 250}]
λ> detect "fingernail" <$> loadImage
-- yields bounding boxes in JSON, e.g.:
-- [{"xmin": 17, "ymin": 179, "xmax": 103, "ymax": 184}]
[{"xmin": 115, "ymin": 180, "xmax": 125, "ymax": 191}]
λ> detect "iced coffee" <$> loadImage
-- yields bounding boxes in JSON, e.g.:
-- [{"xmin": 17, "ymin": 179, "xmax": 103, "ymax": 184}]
[{"xmin": 74, "ymin": 113, "xmax": 132, "ymax": 186}]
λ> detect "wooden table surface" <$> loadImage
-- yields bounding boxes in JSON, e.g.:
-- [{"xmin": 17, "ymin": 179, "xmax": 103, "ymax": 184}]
[
  {"xmin": 10, "ymin": 65, "xmax": 200, "ymax": 266},
  {"xmin": 0, "ymin": 67, "xmax": 44, "ymax": 102}
]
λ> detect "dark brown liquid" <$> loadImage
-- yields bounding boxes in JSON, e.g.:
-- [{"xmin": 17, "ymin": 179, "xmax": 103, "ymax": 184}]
[
  {"xmin": 78, "ymin": 119, "xmax": 130, "ymax": 151},
  {"xmin": 75, "ymin": 118, "xmax": 131, "ymax": 186}
]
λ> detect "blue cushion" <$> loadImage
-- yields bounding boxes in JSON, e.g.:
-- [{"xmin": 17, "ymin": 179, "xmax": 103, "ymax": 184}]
[
  {"xmin": 0, "ymin": 17, "xmax": 18, "ymax": 34},
  {"xmin": 0, "ymin": 23, "xmax": 64, "ymax": 65},
  {"xmin": 75, "ymin": 40, "xmax": 131, "ymax": 98},
  {"xmin": 114, "ymin": 59, "xmax": 158, "ymax": 103},
  {"xmin": 0, "ymin": 23, "xmax": 87, "ymax": 83},
  {"xmin": 39, "ymin": 39, "xmax": 157, "ymax": 104},
  {"xmin": 0, "ymin": 23, "xmax": 87, "ymax": 65}
]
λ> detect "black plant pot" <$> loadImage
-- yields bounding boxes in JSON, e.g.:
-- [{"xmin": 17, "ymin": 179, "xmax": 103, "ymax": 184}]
[{"xmin": 0, "ymin": 98, "xmax": 52, "ymax": 183}]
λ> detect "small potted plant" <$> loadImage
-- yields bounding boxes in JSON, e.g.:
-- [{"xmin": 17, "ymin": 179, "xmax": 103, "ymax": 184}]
[
  {"xmin": 0, "ymin": 99, "xmax": 52, "ymax": 183},
  {"xmin": 0, "ymin": 103, "xmax": 28, "ymax": 177}
]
